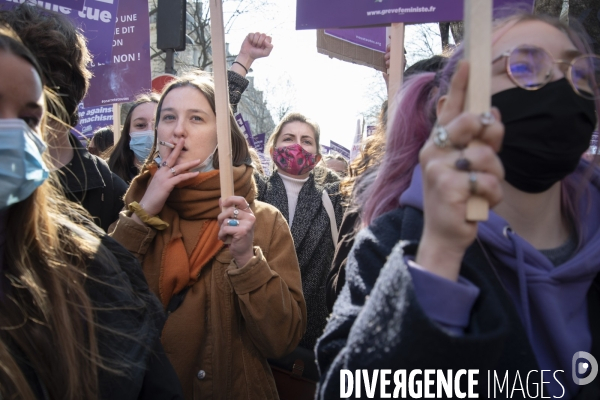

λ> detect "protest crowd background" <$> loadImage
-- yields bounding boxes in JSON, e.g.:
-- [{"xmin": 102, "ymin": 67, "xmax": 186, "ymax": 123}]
[{"xmin": 0, "ymin": 0, "xmax": 599, "ymax": 399}]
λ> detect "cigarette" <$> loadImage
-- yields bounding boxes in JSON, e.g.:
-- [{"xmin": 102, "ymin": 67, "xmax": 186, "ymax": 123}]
[{"xmin": 159, "ymin": 140, "xmax": 175, "ymax": 149}]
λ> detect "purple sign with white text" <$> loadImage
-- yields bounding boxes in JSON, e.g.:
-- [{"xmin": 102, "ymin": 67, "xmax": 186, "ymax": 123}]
[
  {"xmin": 325, "ymin": 27, "xmax": 386, "ymax": 53},
  {"xmin": 0, "ymin": 0, "xmax": 119, "ymax": 64},
  {"xmin": 72, "ymin": 103, "xmax": 113, "ymax": 141},
  {"xmin": 254, "ymin": 133, "xmax": 266, "ymax": 153},
  {"xmin": 83, "ymin": 0, "xmax": 151, "ymax": 107},
  {"xmin": 329, "ymin": 140, "xmax": 350, "ymax": 160},
  {"xmin": 297, "ymin": 0, "xmax": 534, "ymax": 30},
  {"xmin": 243, "ymin": 121, "xmax": 256, "ymax": 147}
]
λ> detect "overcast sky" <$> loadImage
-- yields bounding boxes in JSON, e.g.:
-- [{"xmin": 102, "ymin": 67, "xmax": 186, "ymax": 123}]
[{"xmin": 220, "ymin": 0, "xmax": 429, "ymax": 151}]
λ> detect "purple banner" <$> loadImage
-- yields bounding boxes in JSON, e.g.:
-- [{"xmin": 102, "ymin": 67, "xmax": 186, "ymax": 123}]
[
  {"xmin": 254, "ymin": 133, "xmax": 266, "ymax": 153},
  {"xmin": 235, "ymin": 113, "xmax": 245, "ymax": 127},
  {"xmin": 297, "ymin": 0, "xmax": 534, "ymax": 30},
  {"xmin": 325, "ymin": 27, "xmax": 386, "ymax": 53},
  {"xmin": 83, "ymin": 0, "xmax": 151, "ymax": 107},
  {"xmin": 0, "ymin": 0, "xmax": 119, "ymax": 65},
  {"xmin": 329, "ymin": 140, "xmax": 350, "ymax": 160},
  {"xmin": 321, "ymin": 144, "xmax": 330, "ymax": 155},
  {"xmin": 235, "ymin": 114, "xmax": 256, "ymax": 147},
  {"xmin": 257, "ymin": 152, "xmax": 272, "ymax": 176},
  {"xmin": 243, "ymin": 121, "xmax": 255, "ymax": 147},
  {"xmin": 366, "ymin": 125, "xmax": 377, "ymax": 137},
  {"xmin": 73, "ymin": 103, "xmax": 113, "ymax": 141}
]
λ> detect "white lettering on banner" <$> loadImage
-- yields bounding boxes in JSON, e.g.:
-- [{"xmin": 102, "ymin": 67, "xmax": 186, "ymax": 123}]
[
  {"xmin": 120, "ymin": 14, "xmax": 137, "ymax": 22},
  {"xmin": 116, "ymin": 26, "xmax": 136, "ymax": 34},
  {"xmin": 113, "ymin": 53, "xmax": 141, "ymax": 63},
  {"xmin": 5, "ymin": 0, "xmax": 71, "ymax": 14},
  {"xmin": 77, "ymin": 6, "xmax": 111, "ymax": 22},
  {"xmin": 95, "ymin": 0, "xmax": 114, "ymax": 4}
]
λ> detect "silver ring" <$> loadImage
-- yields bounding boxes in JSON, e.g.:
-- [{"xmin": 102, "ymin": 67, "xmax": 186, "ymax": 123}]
[
  {"xmin": 233, "ymin": 209, "xmax": 239, "ymax": 219},
  {"xmin": 162, "ymin": 161, "xmax": 170, "ymax": 168},
  {"xmin": 480, "ymin": 111, "xmax": 495, "ymax": 126},
  {"xmin": 432, "ymin": 123, "xmax": 451, "ymax": 149},
  {"xmin": 227, "ymin": 219, "xmax": 240, "ymax": 227},
  {"xmin": 469, "ymin": 172, "xmax": 478, "ymax": 195},
  {"xmin": 170, "ymin": 167, "xmax": 177, "ymax": 176}
]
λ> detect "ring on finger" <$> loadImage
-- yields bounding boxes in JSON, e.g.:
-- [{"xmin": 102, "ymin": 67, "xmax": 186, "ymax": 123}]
[
  {"xmin": 432, "ymin": 123, "xmax": 452, "ymax": 149},
  {"xmin": 468, "ymin": 172, "xmax": 478, "ymax": 195},
  {"xmin": 233, "ymin": 209, "xmax": 240, "ymax": 220},
  {"xmin": 227, "ymin": 219, "xmax": 240, "ymax": 227},
  {"xmin": 480, "ymin": 111, "xmax": 495, "ymax": 126},
  {"xmin": 170, "ymin": 167, "xmax": 178, "ymax": 176},
  {"xmin": 455, "ymin": 152, "xmax": 472, "ymax": 172},
  {"xmin": 162, "ymin": 161, "xmax": 170, "ymax": 168}
]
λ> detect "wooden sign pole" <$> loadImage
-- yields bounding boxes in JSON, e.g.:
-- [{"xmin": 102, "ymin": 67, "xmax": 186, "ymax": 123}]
[
  {"xmin": 113, "ymin": 103, "xmax": 121, "ymax": 143},
  {"xmin": 464, "ymin": 0, "xmax": 492, "ymax": 222},
  {"xmin": 209, "ymin": 0, "xmax": 235, "ymax": 204},
  {"xmin": 387, "ymin": 22, "xmax": 405, "ymax": 130}
]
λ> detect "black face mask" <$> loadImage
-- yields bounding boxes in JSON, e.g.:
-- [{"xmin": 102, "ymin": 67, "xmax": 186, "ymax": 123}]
[{"xmin": 491, "ymin": 78, "xmax": 597, "ymax": 193}]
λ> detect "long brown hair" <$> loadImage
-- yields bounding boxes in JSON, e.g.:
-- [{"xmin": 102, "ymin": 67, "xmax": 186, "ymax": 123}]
[
  {"xmin": 108, "ymin": 93, "xmax": 159, "ymax": 182},
  {"xmin": 0, "ymin": 27, "xmax": 101, "ymax": 400},
  {"xmin": 145, "ymin": 71, "xmax": 250, "ymax": 170}
]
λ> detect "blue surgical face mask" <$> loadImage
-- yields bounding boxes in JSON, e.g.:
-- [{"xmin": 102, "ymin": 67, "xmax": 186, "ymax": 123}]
[
  {"xmin": 0, "ymin": 119, "xmax": 49, "ymax": 209},
  {"xmin": 129, "ymin": 130, "xmax": 154, "ymax": 162}
]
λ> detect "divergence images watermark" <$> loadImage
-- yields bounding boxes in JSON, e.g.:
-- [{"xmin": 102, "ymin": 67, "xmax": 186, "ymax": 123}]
[{"xmin": 339, "ymin": 352, "xmax": 598, "ymax": 398}]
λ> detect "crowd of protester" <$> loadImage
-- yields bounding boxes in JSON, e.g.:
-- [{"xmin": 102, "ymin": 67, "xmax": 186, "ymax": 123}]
[{"xmin": 1, "ymin": 2, "xmax": 599, "ymax": 400}]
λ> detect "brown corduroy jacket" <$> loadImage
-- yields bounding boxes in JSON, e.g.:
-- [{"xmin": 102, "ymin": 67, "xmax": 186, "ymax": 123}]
[{"xmin": 110, "ymin": 200, "xmax": 306, "ymax": 400}]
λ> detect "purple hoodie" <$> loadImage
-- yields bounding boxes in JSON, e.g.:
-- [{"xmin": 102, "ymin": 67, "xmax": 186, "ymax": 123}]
[{"xmin": 399, "ymin": 162, "xmax": 600, "ymax": 399}]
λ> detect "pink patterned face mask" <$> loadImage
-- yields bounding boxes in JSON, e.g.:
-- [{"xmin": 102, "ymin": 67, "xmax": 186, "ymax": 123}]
[{"xmin": 273, "ymin": 144, "xmax": 318, "ymax": 176}]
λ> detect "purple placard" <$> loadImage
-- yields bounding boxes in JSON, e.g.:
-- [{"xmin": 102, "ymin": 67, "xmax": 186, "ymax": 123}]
[
  {"xmin": 297, "ymin": 0, "xmax": 534, "ymax": 30},
  {"xmin": 235, "ymin": 113, "xmax": 245, "ymax": 127},
  {"xmin": 321, "ymin": 144, "xmax": 330, "ymax": 155},
  {"xmin": 329, "ymin": 140, "xmax": 350, "ymax": 160},
  {"xmin": 257, "ymin": 152, "xmax": 272, "ymax": 176},
  {"xmin": 0, "ymin": 0, "xmax": 119, "ymax": 64},
  {"xmin": 325, "ymin": 27, "xmax": 386, "ymax": 53},
  {"xmin": 235, "ymin": 114, "xmax": 256, "ymax": 147},
  {"xmin": 243, "ymin": 121, "xmax": 256, "ymax": 147},
  {"xmin": 254, "ymin": 133, "xmax": 266, "ymax": 153},
  {"xmin": 83, "ymin": 0, "xmax": 150, "ymax": 107},
  {"xmin": 366, "ymin": 125, "xmax": 377, "ymax": 137},
  {"xmin": 72, "ymin": 103, "xmax": 113, "ymax": 141}
]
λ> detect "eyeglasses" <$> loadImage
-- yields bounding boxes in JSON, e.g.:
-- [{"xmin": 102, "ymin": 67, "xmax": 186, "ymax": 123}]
[{"xmin": 493, "ymin": 45, "xmax": 600, "ymax": 100}]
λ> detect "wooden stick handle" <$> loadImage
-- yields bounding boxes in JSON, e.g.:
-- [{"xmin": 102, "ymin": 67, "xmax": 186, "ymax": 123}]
[
  {"xmin": 113, "ymin": 103, "xmax": 121, "ymax": 143},
  {"xmin": 210, "ymin": 0, "xmax": 234, "ymax": 243},
  {"xmin": 209, "ymin": 0, "xmax": 234, "ymax": 200},
  {"xmin": 463, "ymin": 0, "xmax": 492, "ymax": 222},
  {"xmin": 387, "ymin": 22, "xmax": 404, "ymax": 130}
]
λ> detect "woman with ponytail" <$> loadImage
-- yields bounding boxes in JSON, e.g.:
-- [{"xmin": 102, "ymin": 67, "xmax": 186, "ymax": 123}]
[
  {"xmin": 0, "ymin": 27, "xmax": 183, "ymax": 400},
  {"xmin": 318, "ymin": 10, "xmax": 600, "ymax": 399}
]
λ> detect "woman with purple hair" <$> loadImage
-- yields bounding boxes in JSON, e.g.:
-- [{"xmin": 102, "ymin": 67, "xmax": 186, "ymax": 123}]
[{"xmin": 317, "ymin": 10, "xmax": 600, "ymax": 399}]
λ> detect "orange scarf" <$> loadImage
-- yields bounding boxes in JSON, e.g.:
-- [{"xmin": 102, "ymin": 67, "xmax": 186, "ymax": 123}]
[{"xmin": 124, "ymin": 163, "xmax": 256, "ymax": 307}]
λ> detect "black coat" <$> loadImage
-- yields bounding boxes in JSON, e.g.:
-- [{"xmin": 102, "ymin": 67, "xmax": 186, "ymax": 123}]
[
  {"xmin": 58, "ymin": 133, "xmax": 127, "ymax": 232},
  {"xmin": 256, "ymin": 170, "xmax": 343, "ymax": 349},
  {"xmin": 11, "ymin": 230, "xmax": 184, "ymax": 399},
  {"xmin": 316, "ymin": 206, "xmax": 600, "ymax": 399}
]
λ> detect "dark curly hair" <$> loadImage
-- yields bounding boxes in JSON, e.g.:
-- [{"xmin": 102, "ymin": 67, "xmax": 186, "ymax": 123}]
[{"xmin": 0, "ymin": 4, "xmax": 92, "ymax": 127}]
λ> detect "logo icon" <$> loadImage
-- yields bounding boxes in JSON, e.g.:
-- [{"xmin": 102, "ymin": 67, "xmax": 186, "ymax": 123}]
[{"xmin": 572, "ymin": 351, "xmax": 598, "ymax": 385}]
